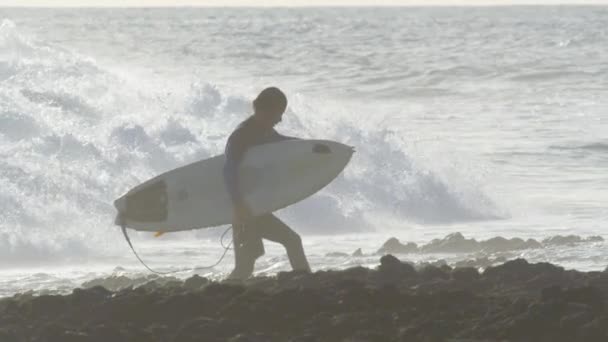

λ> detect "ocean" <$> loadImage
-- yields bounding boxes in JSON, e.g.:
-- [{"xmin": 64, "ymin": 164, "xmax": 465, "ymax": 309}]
[{"xmin": 0, "ymin": 6, "xmax": 607, "ymax": 297}]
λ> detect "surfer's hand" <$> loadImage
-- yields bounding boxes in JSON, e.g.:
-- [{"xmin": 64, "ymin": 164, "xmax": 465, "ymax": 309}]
[{"xmin": 233, "ymin": 201, "xmax": 252, "ymax": 226}]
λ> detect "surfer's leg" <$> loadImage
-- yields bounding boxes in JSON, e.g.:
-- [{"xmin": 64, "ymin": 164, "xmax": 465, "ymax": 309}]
[
  {"xmin": 229, "ymin": 220, "xmax": 265, "ymax": 280},
  {"xmin": 257, "ymin": 214, "xmax": 311, "ymax": 272}
]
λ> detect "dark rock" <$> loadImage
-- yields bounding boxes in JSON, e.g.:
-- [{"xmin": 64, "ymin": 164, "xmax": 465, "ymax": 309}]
[
  {"xmin": 37, "ymin": 323, "xmax": 90, "ymax": 342},
  {"xmin": 26, "ymin": 294, "xmax": 67, "ymax": 317},
  {"xmin": 454, "ymin": 256, "xmax": 501, "ymax": 269},
  {"xmin": 88, "ymin": 324, "xmax": 128, "ymax": 342},
  {"xmin": 376, "ymin": 237, "xmax": 418, "ymax": 254},
  {"xmin": 418, "ymin": 265, "xmax": 450, "ymax": 281},
  {"xmin": 525, "ymin": 238, "xmax": 543, "ymax": 249},
  {"xmin": 587, "ymin": 236, "xmax": 604, "ymax": 242},
  {"xmin": 325, "ymin": 252, "xmax": 349, "ymax": 258},
  {"xmin": 82, "ymin": 275, "xmax": 147, "ymax": 292},
  {"xmin": 577, "ymin": 317, "xmax": 608, "ymax": 341},
  {"xmin": 3, "ymin": 256, "xmax": 608, "ymax": 341},
  {"xmin": 378, "ymin": 255, "xmax": 416, "ymax": 275},
  {"xmin": 276, "ymin": 270, "xmax": 311, "ymax": 285},
  {"xmin": 71, "ymin": 286, "xmax": 111, "ymax": 306},
  {"xmin": 287, "ymin": 333, "xmax": 318, "ymax": 342},
  {"xmin": 0, "ymin": 327, "xmax": 23, "ymax": 342},
  {"xmin": 340, "ymin": 266, "xmax": 371, "ymax": 281},
  {"xmin": 543, "ymin": 235, "xmax": 585, "ymax": 246},
  {"xmin": 480, "ymin": 236, "xmax": 542, "ymax": 252},
  {"xmin": 561, "ymin": 287, "xmax": 605, "ymax": 312},
  {"xmin": 420, "ymin": 232, "xmax": 479, "ymax": 253},
  {"xmin": 174, "ymin": 317, "xmax": 241, "ymax": 342},
  {"xmin": 560, "ymin": 309, "xmax": 594, "ymax": 333},
  {"xmin": 377, "ymin": 255, "xmax": 417, "ymax": 285},
  {"xmin": 483, "ymin": 259, "xmax": 565, "ymax": 285},
  {"xmin": 541, "ymin": 285, "xmax": 563, "ymax": 301},
  {"xmin": 228, "ymin": 332, "xmax": 275, "ymax": 342},
  {"xmin": 452, "ymin": 267, "xmax": 480, "ymax": 282},
  {"xmin": 375, "ymin": 233, "xmax": 601, "ymax": 257},
  {"xmin": 183, "ymin": 275, "xmax": 209, "ymax": 290}
]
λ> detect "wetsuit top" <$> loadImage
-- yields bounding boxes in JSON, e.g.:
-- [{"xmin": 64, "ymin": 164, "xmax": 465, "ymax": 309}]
[{"xmin": 223, "ymin": 115, "xmax": 295, "ymax": 205}]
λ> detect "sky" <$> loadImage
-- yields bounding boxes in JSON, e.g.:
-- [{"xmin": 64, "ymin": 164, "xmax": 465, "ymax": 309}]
[{"xmin": 2, "ymin": 0, "xmax": 608, "ymax": 7}]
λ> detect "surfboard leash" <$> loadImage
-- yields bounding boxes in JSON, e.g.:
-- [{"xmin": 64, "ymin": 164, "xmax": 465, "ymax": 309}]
[{"xmin": 118, "ymin": 215, "xmax": 233, "ymax": 275}]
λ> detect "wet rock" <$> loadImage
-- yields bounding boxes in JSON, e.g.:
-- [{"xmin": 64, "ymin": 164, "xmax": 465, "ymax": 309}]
[
  {"xmin": 325, "ymin": 252, "xmax": 349, "ymax": 258},
  {"xmin": 26, "ymin": 294, "xmax": 67, "ymax": 318},
  {"xmin": 174, "ymin": 317, "xmax": 241, "ymax": 342},
  {"xmin": 376, "ymin": 255, "xmax": 417, "ymax": 285},
  {"xmin": 560, "ymin": 287, "xmax": 604, "ymax": 312},
  {"xmin": 287, "ymin": 333, "xmax": 318, "ymax": 342},
  {"xmin": 452, "ymin": 267, "xmax": 480, "ymax": 282},
  {"xmin": 481, "ymin": 236, "xmax": 542, "ymax": 252},
  {"xmin": 418, "ymin": 265, "xmax": 450, "ymax": 282},
  {"xmin": 453, "ymin": 256, "xmax": 505, "ymax": 269},
  {"xmin": 276, "ymin": 270, "xmax": 312, "ymax": 285},
  {"xmin": 378, "ymin": 254, "xmax": 416, "ymax": 274},
  {"xmin": 375, "ymin": 233, "xmax": 602, "ymax": 257},
  {"xmin": 376, "ymin": 237, "xmax": 418, "ymax": 254},
  {"xmin": 560, "ymin": 309, "xmax": 594, "ymax": 334},
  {"xmin": 3, "ymin": 256, "xmax": 608, "ymax": 341},
  {"xmin": 228, "ymin": 332, "xmax": 276, "ymax": 342},
  {"xmin": 577, "ymin": 317, "xmax": 608, "ymax": 341},
  {"xmin": 483, "ymin": 258, "xmax": 565, "ymax": 284},
  {"xmin": 0, "ymin": 327, "xmax": 22, "ymax": 342},
  {"xmin": 183, "ymin": 275, "xmax": 209, "ymax": 290},
  {"xmin": 420, "ymin": 232, "xmax": 479, "ymax": 253},
  {"xmin": 37, "ymin": 323, "xmax": 89, "ymax": 342},
  {"xmin": 588, "ymin": 273, "xmax": 608, "ymax": 294},
  {"xmin": 82, "ymin": 275, "xmax": 143, "ymax": 292},
  {"xmin": 70, "ymin": 286, "xmax": 111, "ymax": 306},
  {"xmin": 339, "ymin": 266, "xmax": 371, "ymax": 282},
  {"xmin": 543, "ymin": 235, "xmax": 587, "ymax": 246},
  {"xmin": 587, "ymin": 236, "xmax": 604, "ymax": 242},
  {"xmin": 87, "ymin": 324, "xmax": 128, "ymax": 342}
]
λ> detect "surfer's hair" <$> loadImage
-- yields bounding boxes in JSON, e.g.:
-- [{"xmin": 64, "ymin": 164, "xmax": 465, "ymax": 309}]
[{"xmin": 253, "ymin": 87, "xmax": 287, "ymax": 114}]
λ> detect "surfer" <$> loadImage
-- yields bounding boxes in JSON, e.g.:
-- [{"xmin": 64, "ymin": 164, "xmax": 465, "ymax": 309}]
[{"xmin": 223, "ymin": 87, "xmax": 312, "ymax": 280}]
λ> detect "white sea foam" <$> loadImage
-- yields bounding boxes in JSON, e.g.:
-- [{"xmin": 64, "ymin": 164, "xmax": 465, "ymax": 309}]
[{"xmin": 0, "ymin": 7, "xmax": 607, "ymax": 295}]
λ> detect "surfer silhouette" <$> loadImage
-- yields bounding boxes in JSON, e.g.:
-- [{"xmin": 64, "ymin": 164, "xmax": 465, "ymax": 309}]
[{"xmin": 223, "ymin": 87, "xmax": 312, "ymax": 280}]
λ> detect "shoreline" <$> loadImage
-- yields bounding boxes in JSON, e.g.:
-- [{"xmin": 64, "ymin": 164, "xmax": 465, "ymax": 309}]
[{"xmin": 2, "ymin": 255, "xmax": 607, "ymax": 341}]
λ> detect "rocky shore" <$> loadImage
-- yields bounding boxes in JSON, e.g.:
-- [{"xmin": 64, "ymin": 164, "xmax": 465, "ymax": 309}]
[
  {"xmin": 2, "ymin": 255, "xmax": 608, "ymax": 342},
  {"xmin": 376, "ymin": 232, "xmax": 604, "ymax": 255}
]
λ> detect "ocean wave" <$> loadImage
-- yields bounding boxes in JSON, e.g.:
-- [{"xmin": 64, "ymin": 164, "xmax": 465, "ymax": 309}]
[
  {"xmin": 0, "ymin": 232, "xmax": 93, "ymax": 266},
  {"xmin": 509, "ymin": 70, "xmax": 596, "ymax": 82},
  {"xmin": 0, "ymin": 20, "xmax": 502, "ymax": 267},
  {"xmin": 549, "ymin": 142, "xmax": 608, "ymax": 153}
]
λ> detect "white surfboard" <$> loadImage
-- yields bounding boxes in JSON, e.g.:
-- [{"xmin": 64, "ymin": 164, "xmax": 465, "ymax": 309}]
[{"xmin": 114, "ymin": 139, "xmax": 354, "ymax": 232}]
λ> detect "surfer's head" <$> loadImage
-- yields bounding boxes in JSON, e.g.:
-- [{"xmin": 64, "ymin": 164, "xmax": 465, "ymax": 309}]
[{"xmin": 253, "ymin": 87, "xmax": 287, "ymax": 127}]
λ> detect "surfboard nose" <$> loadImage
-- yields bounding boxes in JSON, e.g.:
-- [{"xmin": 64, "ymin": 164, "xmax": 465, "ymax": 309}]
[{"xmin": 114, "ymin": 197, "xmax": 127, "ymax": 226}]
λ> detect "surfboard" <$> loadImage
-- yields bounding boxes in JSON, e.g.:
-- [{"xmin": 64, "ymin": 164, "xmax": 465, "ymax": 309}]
[{"xmin": 114, "ymin": 139, "xmax": 354, "ymax": 232}]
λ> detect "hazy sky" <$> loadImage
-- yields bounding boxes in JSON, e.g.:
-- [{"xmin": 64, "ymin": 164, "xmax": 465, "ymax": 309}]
[{"xmin": 2, "ymin": 0, "xmax": 608, "ymax": 7}]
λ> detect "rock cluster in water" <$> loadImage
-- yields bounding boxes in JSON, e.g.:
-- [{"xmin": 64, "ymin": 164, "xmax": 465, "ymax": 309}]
[
  {"xmin": 2, "ymin": 256, "xmax": 608, "ymax": 341},
  {"xmin": 376, "ymin": 232, "xmax": 603, "ymax": 255}
]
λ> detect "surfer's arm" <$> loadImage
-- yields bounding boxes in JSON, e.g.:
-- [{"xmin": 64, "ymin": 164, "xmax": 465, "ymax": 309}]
[
  {"xmin": 223, "ymin": 159, "xmax": 242, "ymax": 205},
  {"xmin": 223, "ymin": 134, "xmax": 247, "ymax": 206}
]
